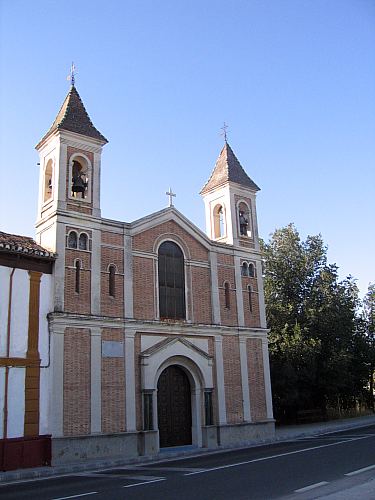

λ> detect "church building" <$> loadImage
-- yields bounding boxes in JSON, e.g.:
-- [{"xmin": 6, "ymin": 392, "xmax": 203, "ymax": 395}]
[{"xmin": 34, "ymin": 83, "xmax": 274, "ymax": 464}]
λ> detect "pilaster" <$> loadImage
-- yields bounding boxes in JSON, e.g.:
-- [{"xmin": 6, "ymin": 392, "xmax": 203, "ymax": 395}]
[
  {"xmin": 214, "ymin": 336, "xmax": 227, "ymax": 425},
  {"xmin": 124, "ymin": 234, "xmax": 134, "ymax": 319},
  {"xmin": 209, "ymin": 251, "xmax": 221, "ymax": 324},
  {"xmin": 256, "ymin": 260, "xmax": 267, "ymax": 329},
  {"xmin": 262, "ymin": 338, "xmax": 274, "ymax": 419},
  {"xmin": 234, "ymin": 255, "xmax": 245, "ymax": 327},
  {"xmin": 90, "ymin": 327, "xmax": 102, "ymax": 433},
  {"xmin": 125, "ymin": 330, "xmax": 136, "ymax": 431},
  {"xmin": 54, "ymin": 221, "xmax": 66, "ymax": 312},
  {"xmin": 50, "ymin": 326, "xmax": 65, "ymax": 437},
  {"xmin": 239, "ymin": 336, "xmax": 251, "ymax": 422},
  {"xmin": 91, "ymin": 230, "xmax": 101, "ymax": 315}
]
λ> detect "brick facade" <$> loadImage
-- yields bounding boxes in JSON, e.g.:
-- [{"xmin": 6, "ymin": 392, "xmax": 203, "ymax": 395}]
[
  {"xmin": 35, "ymin": 86, "xmax": 274, "ymax": 455},
  {"xmin": 247, "ymin": 338, "xmax": 267, "ymax": 421},
  {"xmin": 101, "ymin": 328, "xmax": 125, "ymax": 433},
  {"xmin": 63, "ymin": 328, "xmax": 91, "ymax": 435},
  {"xmin": 223, "ymin": 336, "xmax": 244, "ymax": 424}
]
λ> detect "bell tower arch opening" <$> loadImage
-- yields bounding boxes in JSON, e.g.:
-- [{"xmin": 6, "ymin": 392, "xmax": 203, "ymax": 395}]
[
  {"xmin": 213, "ymin": 204, "xmax": 225, "ymax": 239},
  {"xmin": 43, "ymin": 159, "xmax": 54, "ymax": 203},
  {"xmin": 69, "ymin": 155, "xmax": 91, "ymax": 201}
]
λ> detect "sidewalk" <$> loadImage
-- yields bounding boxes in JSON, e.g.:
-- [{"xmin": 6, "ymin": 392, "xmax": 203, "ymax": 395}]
[{"xmin": 1, "ymin": 414, "xmax": 375, "ymax": 485}]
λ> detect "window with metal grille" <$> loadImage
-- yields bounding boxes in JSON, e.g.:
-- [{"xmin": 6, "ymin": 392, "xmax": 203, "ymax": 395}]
[
  {"xmin": 158, "ymin": 241, "xmax": 185, "ymax": 319},
  {"xmin": 204, "ymin": 390, "xmax": 213, "ymax": 426}
]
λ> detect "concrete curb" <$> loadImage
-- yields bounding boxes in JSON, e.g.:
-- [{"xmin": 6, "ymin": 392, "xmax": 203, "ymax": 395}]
[{"xmin": 1, "ymin": 414, "xmax": 374, "ymax": 484}]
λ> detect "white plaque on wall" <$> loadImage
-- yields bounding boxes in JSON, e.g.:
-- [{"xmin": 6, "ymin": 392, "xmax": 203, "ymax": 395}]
[{"xmin": 102, "ymin": 340, "xmax": 124, "ymax": 358}]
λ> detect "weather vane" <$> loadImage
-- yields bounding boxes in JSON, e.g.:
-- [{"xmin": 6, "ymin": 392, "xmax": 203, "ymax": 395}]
[
  {"xmin": 67, "ymin": 62, "xmax": 77, "ymax": 86},
  {"xmin": 166, "ymin": 187, "xmax": 176, "ymax": 207},
  {"xmin": 220, "ymin": 122, "xmax": 229, "ymax": 143}
]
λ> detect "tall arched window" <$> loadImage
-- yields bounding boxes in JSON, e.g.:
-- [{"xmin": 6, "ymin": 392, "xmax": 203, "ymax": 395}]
[
  {"xmin": 158, "ymin": 241, "xmax": 185, "ymax": 319},
  {"xmin": 75, "ymin": 260, "xmax": 81, "ymax": 293},
  {"xmin": 248, "ymin": 263, "xmax": 255, "ymax": 278},
  {"xmin": 241, "ymin": 262, "xmax": 249, "ymax": 277},
  {"xmin": 108, "ymin": 265, "xmax": 116, "ymax": 297},
  {"xmin": 68, "ymin": 231, "xmax": 78, "ymax": 249},
  {"xmin": 79, "ymin": 233, "xmax": 88, "ymax": 250},
  {"xmin": 224, "ymin": 282, "xmax": 230, "ymax": 309},
  {"xmin": 248, "ymin": 285, "xmax": 253, "ymax": 313}
]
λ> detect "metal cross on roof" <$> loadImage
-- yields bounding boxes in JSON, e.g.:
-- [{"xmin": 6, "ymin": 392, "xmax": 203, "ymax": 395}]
[
  {"xmin": 67, "ymin": 62, "xmax": 77, "ymax": 86},
  {"xmin": 220, "ymin": 122, "xmax": 229, "ymax": 143},
  {"xmin": 166, "ymin": 187, "xmax": 176, "ymax": 207}
]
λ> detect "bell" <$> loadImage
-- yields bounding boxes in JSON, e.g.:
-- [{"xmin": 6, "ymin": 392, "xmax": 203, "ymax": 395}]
[{"xmin": 72, "ymin": 175, "xmax": 86, "ymax": 193}]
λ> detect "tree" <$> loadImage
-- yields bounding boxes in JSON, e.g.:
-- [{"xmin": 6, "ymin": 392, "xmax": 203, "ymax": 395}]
[
  {"xmin": 262, "ymin": 224, "xmax": 368, "ymax": 422},
  {"xmin": 362, "ymin": 283, "xmax": 375, "ymax": 411}
]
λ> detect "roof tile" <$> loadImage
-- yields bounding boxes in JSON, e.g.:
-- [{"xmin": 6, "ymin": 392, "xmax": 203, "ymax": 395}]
[
  {"xmin": 201, "ymin": 142, "xmax": 260, "ymax": 194},
  {"xmin": 39, "ymin": 85, "xmax": 108, "ymax": 144}
]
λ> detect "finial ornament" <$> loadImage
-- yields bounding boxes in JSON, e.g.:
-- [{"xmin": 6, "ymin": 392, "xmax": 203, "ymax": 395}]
[
  {"xmin": 166, "ymin": 187, "xmax": 176, "ymax": 207},
  {"xmin": 220, "ymin": 122, "xmax": 229, "ymax": 143},
  {"xmin": 67, "ymin": 62, "xmax": 77, "ymax": 86}
]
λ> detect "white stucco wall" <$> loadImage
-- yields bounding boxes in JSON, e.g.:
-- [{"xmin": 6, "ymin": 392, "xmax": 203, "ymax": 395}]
[
  {"xmin": 0, "ymin": 368, "xmax": 5, "ymax": 438},
  {"xmin": 0, "ymin": 267, "xmax": 9, "ymax": 357},
  {"xmin": 7, "ymin": 368, "xmax": 25, "ymax": 438},
  {"xmin": 0, "ymin": 263, "xmax": 53, "ymax": 438},
  {"xmin": 9, "ymin": 269, "xmax": 29, "ymax": 357},
  {"xmin": 39, "ymin": 273, "xmax": 53, "ymax": 435}
]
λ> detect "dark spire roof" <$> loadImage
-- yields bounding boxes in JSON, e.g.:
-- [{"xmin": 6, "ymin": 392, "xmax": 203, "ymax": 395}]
[
  {"xmin": 200, "ymin": 142, "xmax": 260, "ymax": 194},
  {"xmin": 39, "ymin": 85, "xmax": 108, "ymax": 145}
]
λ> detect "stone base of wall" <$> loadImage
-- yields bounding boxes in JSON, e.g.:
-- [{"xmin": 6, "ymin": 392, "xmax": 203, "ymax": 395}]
[
  {"xmin": 52, "ymin": 422, "xmax": 275, "ymax": 465},
  {"xmin": 217, "ymin": 420, "xmax": 275, "ymax": 447},
  {"xmin": 52, "ymin": 432, "xmax": 141, "ymax": 465}
]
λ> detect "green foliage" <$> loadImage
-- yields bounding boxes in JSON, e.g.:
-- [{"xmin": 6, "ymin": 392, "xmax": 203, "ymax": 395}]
[{"xmin": 262, "ymin": 224, "xmax": 372, "ymax": 422}]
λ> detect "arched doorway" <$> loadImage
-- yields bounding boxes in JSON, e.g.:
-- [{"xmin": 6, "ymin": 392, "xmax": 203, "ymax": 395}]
[{"xmin": 157, "ymin": 365, "xmax": 192, "ymax": 447}]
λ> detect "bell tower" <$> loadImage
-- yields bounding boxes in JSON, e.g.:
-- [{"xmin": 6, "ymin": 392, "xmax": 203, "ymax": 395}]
[
  {"xmin": 200, "ymin": 141, "xmax": 260, "ymax": 248},
  {"xmin": 35, "ymin": 82, "xmax": 107, "ymax": 251}
]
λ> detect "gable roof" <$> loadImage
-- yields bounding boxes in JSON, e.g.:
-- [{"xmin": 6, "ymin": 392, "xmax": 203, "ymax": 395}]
[
  {"xmin": 0, "ymin": 231, "xmax": 55, "ymax": 259},
  {"xmin": 200, "ymin": 142, "xmax": 260, "ymax": 194},
  {"xmin": 38, "ymin": 85, "xmax": 108, "ymax": 145}
]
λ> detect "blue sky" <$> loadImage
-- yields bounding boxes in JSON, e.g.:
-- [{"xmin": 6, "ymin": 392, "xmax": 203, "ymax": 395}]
[{"xmin": 0, "ymin": 0, "xmax": 374, "ymax": 296}]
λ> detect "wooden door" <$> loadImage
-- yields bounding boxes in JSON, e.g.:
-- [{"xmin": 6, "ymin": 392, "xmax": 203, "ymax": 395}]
[{"xmin": 157, "ymin": 365, "xmax": 192, "ymax": 447}]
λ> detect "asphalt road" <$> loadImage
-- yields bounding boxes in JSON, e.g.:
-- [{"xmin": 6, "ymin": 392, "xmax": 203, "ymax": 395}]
[{"xmin": 1, "ymin": 425, "xmax": 374, "ymax": 500}]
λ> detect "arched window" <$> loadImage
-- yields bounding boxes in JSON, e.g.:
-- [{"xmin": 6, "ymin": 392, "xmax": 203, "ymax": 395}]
[
  {"xmin": 158, "ymin": 241, "xmax": 185, "ymax": 319},
  {"xmin": 248, "ymin": 285, "xmax": 253, "ymax": 313},
  {"xmin": 213, "ymin": 204, "xmax": 225, "ymax": 239},
  {"xmin": 248, "ymin": 263, "xmax": 255, "ymax": 278},
  {"xmin": 241, "ymin": 262, "xmax": 249, "ymax": 277},
  {"xmin": 79, "ymin": 233, "xmax": 88, "ymax": 250},
  {"xmin": 224, "ymin": 282, "xmax": 230, "ymax": 309},
  {"xmin": 44, "ymin": 159, "xmax": 53, "ymax": 202},
  {"xmin": 75, "ymin": 260, "xmax": 81, "ymax": 294},
  {"xmin": 68, "ymin": 231, "xmax": 78, "ymax": 249},
  {"xmin": 108, "ymin": 265, "xmax": 116, "ymax": 297}
]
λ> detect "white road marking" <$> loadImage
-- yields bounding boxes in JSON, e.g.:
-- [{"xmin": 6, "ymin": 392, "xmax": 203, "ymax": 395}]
[
  {"xmin": 123, "ymin": 478, "xmax": 166, "ymax": 488},
  {"xmin": 345, "ymin": 464, "xmax": 375, "ymax": 476},
  {"xmin": 74, "ymin": 472, "xmax": 164, "ymax": 481},
  {"xmin": 52, "ymin": 493, "xmax": 98, "ymax": 500},
  {"xmin": 185, "ymin": 435, "xmax": 372, "ymax": 476},
  {"xmin": 295, "ymin": 481, "xmax": 329, "ymax": 493}
]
